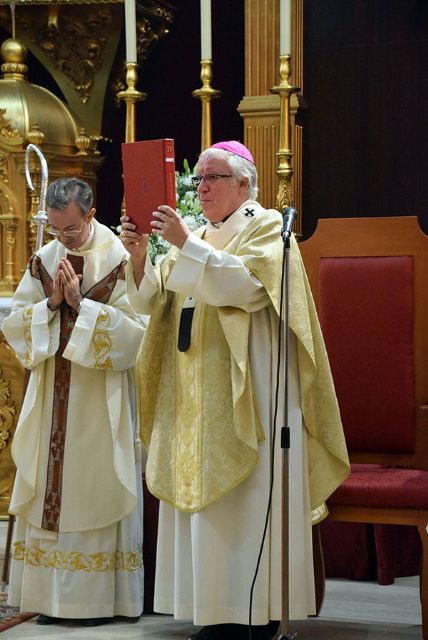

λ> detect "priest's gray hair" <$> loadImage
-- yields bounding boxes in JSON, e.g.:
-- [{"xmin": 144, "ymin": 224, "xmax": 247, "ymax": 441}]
[
  {"xmin": 46, "ymin": 177, "xmax": 93, "ymax": 216},
  {"xmin": 199, "ymin": 148, "xmax": 259, "ymax": 199}
]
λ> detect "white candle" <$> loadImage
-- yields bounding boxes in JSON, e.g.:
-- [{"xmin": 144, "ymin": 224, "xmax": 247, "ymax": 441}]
[
  {"xmin": 200, "ymin": 0, "xmax": 212, "ymax": 60},
  {"xmin": 280, "ymin": 0, "xmax": 291, "ymax": 55},
  {"xmin": 125, "ymin": 0, "xmax": 137, "ymax": 63}
]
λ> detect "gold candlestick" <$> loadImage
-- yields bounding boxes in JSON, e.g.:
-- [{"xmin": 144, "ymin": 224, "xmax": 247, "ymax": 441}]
[
  {"xmin": 192, "ymin": 60, "xmax": 222, "ymax": 152},
  {"xmin": 270, "ymin": 54, "xmax": 300, "ymax": 220},
  {"xmin": 117, "ymin": 62, "xmax": 145, "ymax": 218},
  {"xmin": 117, "ymin": 62, "xmax": 146, "ymax": 143}
]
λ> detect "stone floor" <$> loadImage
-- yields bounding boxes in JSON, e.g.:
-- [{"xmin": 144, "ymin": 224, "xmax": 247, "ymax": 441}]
[{"xmin": 0, "ymin": 575, "xmax": 421, "ymax": 639}]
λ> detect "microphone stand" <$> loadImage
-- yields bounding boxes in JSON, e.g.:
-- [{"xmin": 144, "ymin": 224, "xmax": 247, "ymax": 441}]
[{"xmin": 275, "ymin": 212, "xmax": 297, "ymax": 640}]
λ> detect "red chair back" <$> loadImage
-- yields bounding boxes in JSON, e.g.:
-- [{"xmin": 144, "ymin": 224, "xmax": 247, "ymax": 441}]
[{"xmin": 300, "ymin": 216, "xmax": 428, "ymax": 469}]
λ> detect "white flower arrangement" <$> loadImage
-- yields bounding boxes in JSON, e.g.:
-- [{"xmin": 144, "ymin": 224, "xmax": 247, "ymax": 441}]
[{"xmin": 148, "ymin": 159, "xmax": 205, "ymax": 263}]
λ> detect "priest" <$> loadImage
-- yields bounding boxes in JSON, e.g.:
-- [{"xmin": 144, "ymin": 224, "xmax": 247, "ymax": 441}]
[
  {"xmin": 2, "ymin": 177, "xmax": 145, "ymax": 626},
  {"xmin": 120, "ymin": 141, "xmax": 350, "ymax": 640}
]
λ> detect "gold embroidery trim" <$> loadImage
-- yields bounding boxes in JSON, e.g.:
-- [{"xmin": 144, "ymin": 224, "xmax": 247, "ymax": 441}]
[
  {"xmin": 23, "ymin": 307, "xmax": 33, "ymax": 367},
  {"xmin": 312, "ymin": 502, "xmax": 329, "ymax": 525},
  {"xmin": 12, "ymin": 541, "xmax": 143, "ymax": 573},
  {"xmin": 175, "ymin": 303, "xmax": 203, "ymax": 511},
  {"xmin": 92, "ymin": 306, "xmax": 113, "ymax": 369}
]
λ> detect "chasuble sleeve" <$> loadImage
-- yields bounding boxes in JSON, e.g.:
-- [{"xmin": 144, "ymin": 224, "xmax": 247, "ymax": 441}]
[
  {"xmin": 165, "ymin": 233, "xmax": 270, "ymax": 310},
  {"xmin": 1, "ymin": 269, "xmax": 61, "ymax": 369},
  {"xmin": 125, "ymin": 254, "xmax": 159, "ymax": 315},
  {"xmin": 62, "ymin": 281, "xmax": 145, "ymax": 371}
]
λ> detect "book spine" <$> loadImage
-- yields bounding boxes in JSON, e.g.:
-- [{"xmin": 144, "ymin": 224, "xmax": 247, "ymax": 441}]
[{"xmin": 163, "ymin": 139, "xmax": 176, "ymax": 210}]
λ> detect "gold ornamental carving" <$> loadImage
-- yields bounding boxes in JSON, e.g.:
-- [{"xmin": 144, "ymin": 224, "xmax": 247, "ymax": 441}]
[
  {"xmin": 0, "ymin": 108, "xmax": 22, "ymax": 145},
  {"xmin": 0, "ymin": 2, "xmax": 175, "ymax": 136},
  {"xmin": 0, "ymin": 3, "xmax": 122, "ymax": 134},
  {"xmin": 27, "ymin": 123, "xmax": 45, "ymax": 148},
  {"xmin": 0, "ymin": 186, "xmax": 13, "ymax": 219},
  {"xmin": 0, "ymin": 152, "xmax": 8, "ymax": 183},
  {"xmin": 0, "ymin": 334, "xmax": 24, "ymax": 518},
  {"xmin": 32, "ymin": 6, "xmax": 112, "ymax": 104},
  {"xmin": 0, "ymin": 366, "xmax": 15, "ymax": 451},
  {"xmin": 0, "ymin": 38, "xmax": 104, "ymax": 295}
]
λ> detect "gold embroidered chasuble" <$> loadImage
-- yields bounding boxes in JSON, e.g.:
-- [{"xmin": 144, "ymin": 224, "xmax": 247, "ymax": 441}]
[
  {"xmin": 2, "ymin": 220, "xmax": 146, "ymax": 533},
  {"xmin": 135, "ymin": 201, "xmax": 349, "ymax": 513}
]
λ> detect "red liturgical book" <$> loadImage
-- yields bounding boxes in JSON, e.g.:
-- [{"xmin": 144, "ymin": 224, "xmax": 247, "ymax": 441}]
[{"xmin": 122, "ymin": 138, "xmax": 176, "ymax": 234}]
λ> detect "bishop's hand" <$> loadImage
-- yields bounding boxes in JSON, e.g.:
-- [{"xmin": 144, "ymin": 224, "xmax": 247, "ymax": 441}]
[
  {"xmin": 119, "ymin": 214, "xmax": 149, "ymax": 289},
  {"xmin": 151, "ymin": 205, "xmax": 190, "ymax": 249}
]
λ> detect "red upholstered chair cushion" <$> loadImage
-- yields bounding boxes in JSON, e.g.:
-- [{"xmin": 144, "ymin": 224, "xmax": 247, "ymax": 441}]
[
  {"xmin": 319, "ymin": 256, "xmax": 414, "ymax": 454},
  {"xmin": 328, "ymin": 463, "xmax": 428, "ymax": 509}
]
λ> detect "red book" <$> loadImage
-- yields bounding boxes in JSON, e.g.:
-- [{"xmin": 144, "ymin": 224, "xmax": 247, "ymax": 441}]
[{"xmin": 121, "ymin": 138, "xmax": 176, "ymax": 235}]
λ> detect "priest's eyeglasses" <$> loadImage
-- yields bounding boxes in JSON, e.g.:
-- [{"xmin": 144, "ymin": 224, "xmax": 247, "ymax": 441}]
[
  {"xmin": 191, "ymin": 174, "xmax": 234, "ymax": 188},
  {"xmin": 46, "ymin": 223, "xmax": 85, "ymax": 238}
]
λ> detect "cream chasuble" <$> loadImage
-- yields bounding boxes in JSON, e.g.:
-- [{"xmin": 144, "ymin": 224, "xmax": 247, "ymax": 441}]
[
  {"xmin": 2, "ymin": 219, "xmax": 146, "ymax": 618},
  {"xmin": 129, "ymin": 201, "xmax": 349, "ymax": 514},
  {"xmin": 126, "ymin": 200, "xmax": 349, "ymax": 625}
]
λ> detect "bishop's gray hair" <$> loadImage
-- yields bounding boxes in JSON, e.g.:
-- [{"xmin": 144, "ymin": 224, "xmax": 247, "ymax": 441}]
[
  {"xmin": 46, "ymin": 177, "xmax": 93, "ymax": 216},
  {"xmin": 198, "ymin": 148, "xmax": 259, "ymax": 200}
]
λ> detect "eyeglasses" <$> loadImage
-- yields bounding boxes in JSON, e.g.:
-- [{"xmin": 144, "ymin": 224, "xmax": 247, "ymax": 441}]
[
  {"xmin": 46, "ymin": 222, "xmax": 86, "ymax": 238},
  {"xmin": 191, "ymin": 174, "xmax": 234, "ymax": 188}
]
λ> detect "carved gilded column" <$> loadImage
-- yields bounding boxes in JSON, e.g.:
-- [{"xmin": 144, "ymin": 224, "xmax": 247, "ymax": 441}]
[
  {"xmin": 238, "ymin": 0, "xmax": 303, "ymax": 232},
  {"xmin": 0, "ymin": 333, "xmax": 25, "ymax": 517}
]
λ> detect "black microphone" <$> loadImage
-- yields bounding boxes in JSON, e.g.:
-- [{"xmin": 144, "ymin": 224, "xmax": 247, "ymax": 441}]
[{"xmin": 281, "ymin": 206, "xmax": 298, "ymax": 239}]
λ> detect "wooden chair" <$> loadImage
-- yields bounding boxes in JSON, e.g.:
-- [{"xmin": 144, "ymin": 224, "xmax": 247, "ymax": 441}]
[{"xmin": 299, "ymin": 216, "xmax": 428, "ymax": 639}]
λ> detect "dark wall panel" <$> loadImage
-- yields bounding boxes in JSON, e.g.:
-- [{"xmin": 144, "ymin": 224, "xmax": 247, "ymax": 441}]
[{"xmin": 302, "ymin": 0, "xmax": 428, "ymax": 239}]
